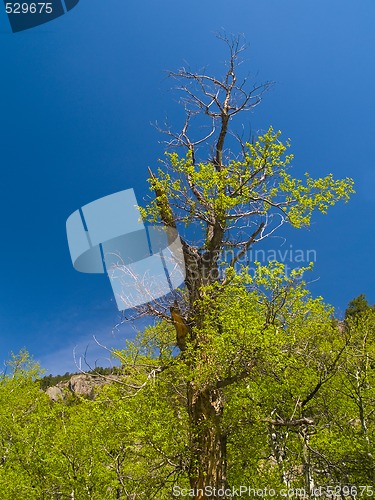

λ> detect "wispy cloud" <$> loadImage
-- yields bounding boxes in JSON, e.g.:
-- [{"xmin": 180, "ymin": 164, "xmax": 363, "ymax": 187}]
[{"xmin": 37, "ymin": 317, "xmax": 142, "ymax": 375}]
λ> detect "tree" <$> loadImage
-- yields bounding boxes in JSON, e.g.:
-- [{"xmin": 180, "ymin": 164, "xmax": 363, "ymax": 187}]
[
  {"xmin": 345, "ymin": 294, "xmax": 374, "ymax": 322},
  {"xmin": 2, "ymin": 299, "xmax": 375, "ymax": 498},
  {"xmin": 0, "ymin": 37, "xmax": 355, "ymax": 500},
  {"xmin": 127, "ymin": 34, "xmax": 354, "ymax": 497}
]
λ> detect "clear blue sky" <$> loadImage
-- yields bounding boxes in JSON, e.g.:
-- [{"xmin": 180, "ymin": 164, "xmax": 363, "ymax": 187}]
[{"xmin": 0, "ymin": 0, "xmax": 374, "ymax": 374}]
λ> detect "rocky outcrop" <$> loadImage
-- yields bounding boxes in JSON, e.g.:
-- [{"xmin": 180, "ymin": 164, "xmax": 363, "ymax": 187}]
[
  {"xmin": 68, "ymin": 374, "xmax": 104, "ymax": 399},
  {"xmin": 45, "ymin": 373, "xmax": 110, "ymax": 401}
]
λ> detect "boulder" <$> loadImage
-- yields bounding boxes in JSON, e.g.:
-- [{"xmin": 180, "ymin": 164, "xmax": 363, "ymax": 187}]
[{"xmin": 45, "ymin": 385, "xmax": 64, "ymax": 402}]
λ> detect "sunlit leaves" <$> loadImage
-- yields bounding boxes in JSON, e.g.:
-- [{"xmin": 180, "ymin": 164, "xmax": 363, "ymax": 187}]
[{"xmin": 142, "ymin": 127, "xmax": 354, "ymax": 237}]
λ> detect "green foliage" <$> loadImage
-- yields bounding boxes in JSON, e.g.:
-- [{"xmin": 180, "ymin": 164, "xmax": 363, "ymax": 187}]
[
  {"xmin": 1, "ymin": 286, "xmax": 375, "ymax": 496},
  {"xmin": 141, "ymin": 127, "xmax": 354, "ymax": 234},
  {"xmin": 345, "ymin": 293, "xmax": 374, "ymax": 321}
]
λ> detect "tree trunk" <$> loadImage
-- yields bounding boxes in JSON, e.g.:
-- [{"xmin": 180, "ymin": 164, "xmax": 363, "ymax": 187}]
[
  {"xmin": 301, "ymin": 428, "xmax": 314, "ymax": 499},
  {"xmin": 188, "ymin": 384, "xmax": 228, "ymax": 499}
]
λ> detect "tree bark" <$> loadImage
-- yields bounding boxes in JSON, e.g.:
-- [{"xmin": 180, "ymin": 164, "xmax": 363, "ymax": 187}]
[{"xmin": 188, "ymin": 384, "xmax": 228, "ymax": 499}]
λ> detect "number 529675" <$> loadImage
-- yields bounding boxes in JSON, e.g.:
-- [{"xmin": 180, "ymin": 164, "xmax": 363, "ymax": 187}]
[{"xmin": 5, "ymin": 3, "xmax": 53, "ymax": 14}]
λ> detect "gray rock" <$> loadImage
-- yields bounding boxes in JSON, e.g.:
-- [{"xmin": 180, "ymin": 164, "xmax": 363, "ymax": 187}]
[{"xmin": 46, "ymin": 385, "xmax": 64, "ymax": 402}]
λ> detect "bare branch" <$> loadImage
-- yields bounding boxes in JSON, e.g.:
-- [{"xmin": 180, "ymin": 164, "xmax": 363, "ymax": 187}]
[{"xmin": 229, "ymin": 222, "xmax": 265, "ymax": 268}]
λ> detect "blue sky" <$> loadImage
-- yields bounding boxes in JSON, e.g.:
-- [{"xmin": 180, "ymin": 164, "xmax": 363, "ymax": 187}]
[{"xmin": 0, "ymin": 0, "xmax": 374, "ymax": 374}]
